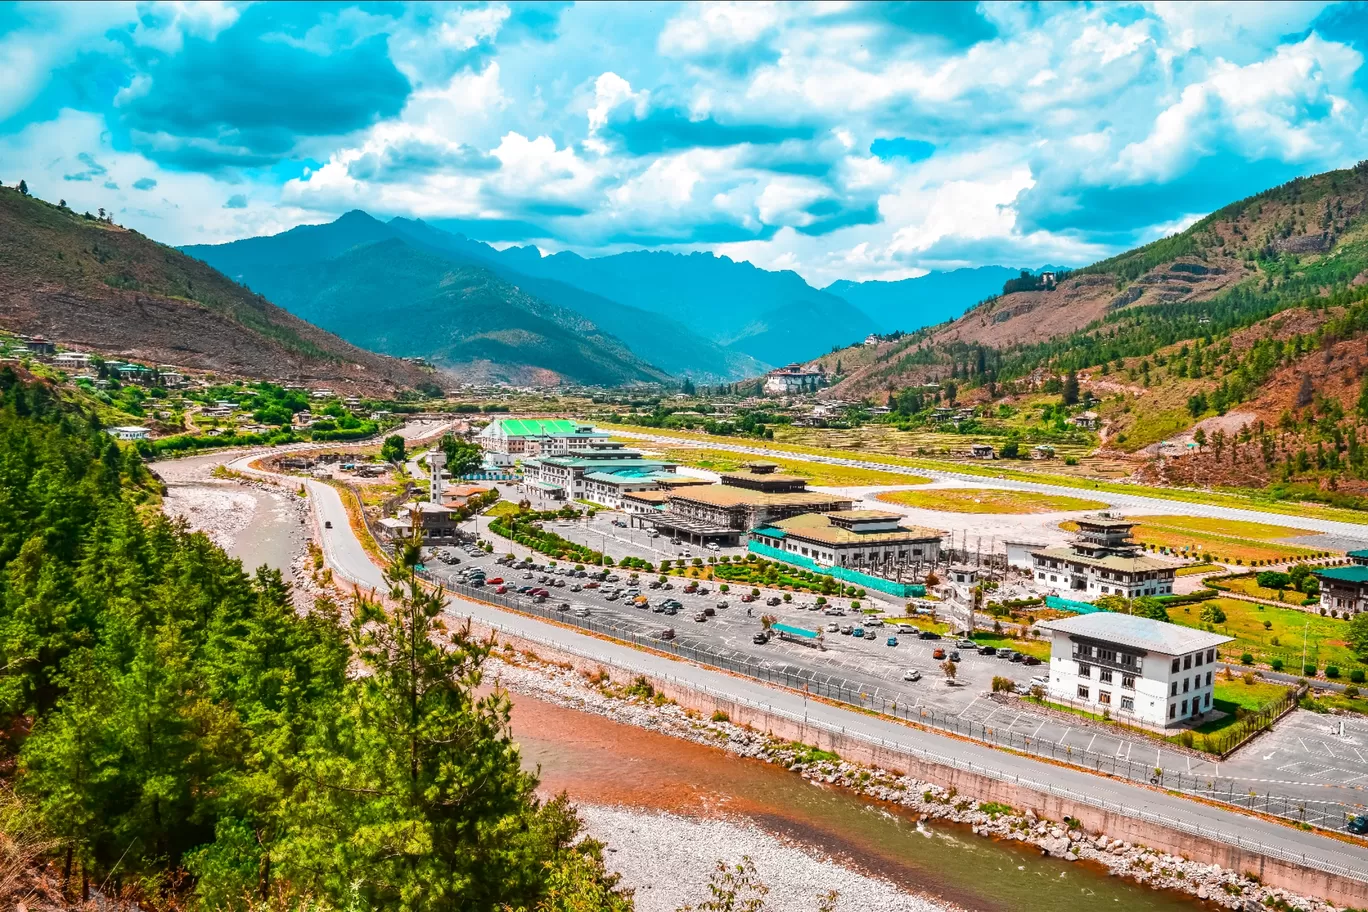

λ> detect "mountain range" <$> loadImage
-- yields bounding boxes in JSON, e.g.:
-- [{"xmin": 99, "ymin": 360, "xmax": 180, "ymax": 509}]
[
  {"xmin": 0, "ymin": 189, "xmax": 430, "ymax": 395},
  {"xmin": 184, "ymin": 213, "xmax": 1026, "ymax": 384}
]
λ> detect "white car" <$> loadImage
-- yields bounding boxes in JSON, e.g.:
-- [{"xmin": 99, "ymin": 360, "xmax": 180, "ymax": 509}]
[
  {"xmin": 903, "ymin": 669, "xmax": 922, "ymax": 682},
  {"xmin": 826, "ymin": 622, "xmax": 840, "ymax": 632}
]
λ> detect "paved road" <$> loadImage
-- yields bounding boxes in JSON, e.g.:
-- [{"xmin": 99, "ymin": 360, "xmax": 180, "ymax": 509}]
[
  {"xmin": 295, "ymin": 477, "xmax": 1368, "ymax": 880},
  {"xmin": 615, "ymin": 430, "xmax": 1368, "ymax": 544}
]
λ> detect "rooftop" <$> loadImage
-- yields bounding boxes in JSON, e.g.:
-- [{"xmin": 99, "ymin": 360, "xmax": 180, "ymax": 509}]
[
  {"xmin": 1033, "ymin": 547, "xmax": 1171, "ymax": 574},
  {"xmin": 765, "ymin": 511, "xmax": 942, "ymax": 546},
  {"xmin": 669, "ymin": 485, "xmax": 851, "ymax": 511},
  {"xmin": 582, "ymin": 470, "xmax": 676, "ymax": 486},
  {"xmin": 1314, "ymin": 565, "xmax": 1368, "ymax": 584},
  {"xmin": 486, "ymin": 418, "xmax": 606, "ymax": 438},
  {"xmin": 1039, "ymin": 613, "xmax": 1232, "ymax": 656}
]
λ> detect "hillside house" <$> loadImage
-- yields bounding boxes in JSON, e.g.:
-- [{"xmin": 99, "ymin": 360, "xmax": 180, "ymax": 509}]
[
  {"xmin": 1314, "ymin": 557, "xmax": 1368, "ymax": 615},
  {"xmin": 763, "ymin": 364, "xmax": 825, "ymax": 396},
  {"xmin": 1031, "ymin": 444, "xmax": 1056, "ymax": 459},
  {"xmin": 1070, "ymin": 411, "xmax": 1101, "ymax": 430},
  {"xmin": 969, "ymin": 444, "xmax": 996, "ymax": 459},
  {"xmin": 107, "ymin": 426, "xmax": 150, "ymax": 441},
  {"xmin": 24, "ymin": 336, "xmax": 55, "ymax": 355},
  {"xmin": 52, "ymin": 351, "xmax": 93, "ymax": 370}
]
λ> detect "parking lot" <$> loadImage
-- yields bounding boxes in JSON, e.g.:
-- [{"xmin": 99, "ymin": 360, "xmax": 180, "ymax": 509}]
[{"xmin": 432, "ymin": 509, "xmax": 1368, "ymax": 814}]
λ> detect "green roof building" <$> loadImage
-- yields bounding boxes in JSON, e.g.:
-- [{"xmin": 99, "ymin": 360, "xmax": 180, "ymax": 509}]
[{"xmin": 476, "ymin": 417, "xmax": 610, "ymax": 468}]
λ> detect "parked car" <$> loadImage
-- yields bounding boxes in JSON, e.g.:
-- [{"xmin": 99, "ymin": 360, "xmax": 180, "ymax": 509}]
[
  {"xmin": 694, "ymin": 612, "xmax": 707, "ymax": 622},
  {"xmin": 740, "ymin": 594, "xmax": 755, "ymax": 603},
  {"xmin": 956, "ymin": 638, "xmax": 976, "ymax": 649},
  {"xmin": 840, "ymin": 625, "xmax": 854, "ymax": 635},
  {"xmin": 978, "ymin": 645, "xmax": 997, "ymax": 656},
  {"xmin": 752, "ymin": 631, "xmax": 770, "ymax": 644},
  {"xmin": 886, "ymin": 636, "xmax": 898, "ymax": 647},
  {"xmin": 863, "ymin": 630, "xmax": 876, "ymax": 640},
  {"xmin": 495, "ymin": 585, "xmax": 507, "ymax": 594},
  {"xmin": 1028, "ymin": 676, "xmax": 1049, "ymax": 690},
  {"xmin": 949, "ymin": 651, "xmax": 961, "ymax": 662},
  {"xmin": 716, "ymin": 600, "xmax": 729, "ymax": 610},
  {"xmin": 556, "ymin": 601, "xmax": 570, "ymax": 611},
  {"xmin": 1010, "ymin": 652, "xmax": 1025, "ymax": 663},
  {"xmin": 903, "ymin": 669, "xmax": 922, "ymax": 682},
  {"xmin": 852, "ymin": 627, "xmax": 865, "ymax": 638},
  {"xmin": 703, "ymin": 606, "xmax": 716, "ymax": 617},
  {"xmin": 766, "ymin": 597, "xmax": 781, "ymax": 606},
  {"xmin": 660, "ymin": 628, "xmax": 676, "ymax": 641},
  {"xmin": 1023, "ymin": 655, "xmax": 1042, "ymax": 666},
  {"xmin": 865, "ymin": 617, "xmax": 884, "ymax": 627},
  {"xmin": 897, "ymin": 624, "xmax": 917, "ymax": 634},
  {"xmin": 933, "ymin": 647, "xmax": 946, "ymax": 660},
  {"xmin": 918, "ymin": 631, "xmax": 941, "ymax": 640},
  {"xmin": 486, "ymin": 577, "xmax": 504, "ymax": 585}
]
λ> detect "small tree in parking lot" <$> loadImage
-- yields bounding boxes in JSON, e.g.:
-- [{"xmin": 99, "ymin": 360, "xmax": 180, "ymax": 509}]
[
  {"xmin": 751, "ymin": 587, "xmax": 760, "ymax": 597},
  {"xmin": 941, "ymin": 660, "xmax": 958, "ymax": 683},
  {"xmin": 782, "ymin": 593, "xmax": 791, "ymax": 602},
  {"xmin": 761, "ymin": 614, "xmax": 777, "ymax": 630}
]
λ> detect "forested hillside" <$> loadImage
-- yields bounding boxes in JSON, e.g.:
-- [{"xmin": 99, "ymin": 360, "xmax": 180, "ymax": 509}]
[
  {"xmin": 823, "ymin": 163, "xmax": 1368, "ymax": 504},
  {"xmin": 0, "ymin": 189, "xmax": 430, "ymax": 395},
  {"xmin": 0, "ymin": 368, "xmax": 627, "ymax": 910}
]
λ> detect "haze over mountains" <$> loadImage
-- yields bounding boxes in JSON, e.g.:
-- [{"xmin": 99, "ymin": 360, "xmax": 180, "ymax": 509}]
[{"xmin": 185, "ymin": 213, "xmax": 1033, "ymax": 384}]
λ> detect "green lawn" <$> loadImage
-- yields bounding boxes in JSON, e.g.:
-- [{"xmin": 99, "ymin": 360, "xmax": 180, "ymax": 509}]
[
  {"xmin": 650, "ymin": 445, "xmax": 932, "ymax": 488},
  {"xmin": 875, "ymin": 487, "xmax": 1106, "ymax": 514},
  {"xmin": 968, "ymin": 631, "xmax": 1051, "ymax": 660},
  {"xmin": 1216, "ymin": 575, "xmax": 1317, "ymax": 604},
  {"xmin": 1169, "ymin": 597, "xmax": 1360, "ymax": 672}
]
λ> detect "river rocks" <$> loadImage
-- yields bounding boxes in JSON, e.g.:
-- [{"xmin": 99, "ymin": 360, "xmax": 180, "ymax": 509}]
[{"xmin": 488, "ymin": 650, "xmax": 1350, "ymax": 912}]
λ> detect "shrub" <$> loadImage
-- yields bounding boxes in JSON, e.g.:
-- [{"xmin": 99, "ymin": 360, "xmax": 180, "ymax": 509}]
[
  {"xmin": 1240, "ymin": 652, "xmax": 1254, "ymax": 665},
  {"xmin": 710, "ymin": 710, "xmax": 730, "ymax": 723},
  {"xmin": 850, "ymin": 600, "xmax": 861, "ymax": 610},
  {"xmin": 991, "ymin": 676, "xmax": 1015, "ymax": 693},
  {"xmin": 1352, "ymin": 669, "xmax": 1366, "ymax": 684},
  {"xmin": 1262, "ymin": 620, "xmax": 1272, "ymax": 630},
  {"xmin": 1271, "ymin": 658, "xmax": 1285, "ymax": 671},
  {"xmin": 1346, "ymin": 686, "xmax": 1361, "ymax": 698},
  {"xmin": 1325, "ymin": 665, "xmax": 1340, "ymax": 678},
  {"xmin": 1303, "ymin": 663, "xmax": 1318, "ymax": 677}
]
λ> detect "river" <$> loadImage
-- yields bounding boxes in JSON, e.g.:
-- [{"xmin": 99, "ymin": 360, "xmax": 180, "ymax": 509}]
[{"xmin": 510, "ymin": 692, "xmax": 1210, "ymax": 912}]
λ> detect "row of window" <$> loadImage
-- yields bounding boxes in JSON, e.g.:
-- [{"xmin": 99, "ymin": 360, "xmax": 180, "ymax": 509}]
[
  {"xmin": 1170, "ymin": 671, "xmax": 1212, "ymax": 696},
  {"xmin": 1075, "ymin": 664, "xmax": 1136, "ymax": 689},
  {"xmin": 1171, "ymin": 649, "xmax": 1216, "ymax": 673},
  {"xmin": 1075, "ymin": 685, "xmax": 1135, "ymax": 713}
]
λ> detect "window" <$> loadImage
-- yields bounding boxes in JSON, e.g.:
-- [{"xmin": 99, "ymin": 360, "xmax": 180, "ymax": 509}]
[
  {"xmin": 1120, "ymin": 696, "xmax": 1134, "ymax": 712},
  {"xmin": 1204, "ymin": 693, "xmax": 1211, "ymax": 708},
  {"xmin": 1122, "ymin": 674, "xmax": 1135, "ymax": 690},
  {"xmin": 1099, "ymin": 669, "xmax": 1113, "ymax": 684},
  {"xmin": 1171, "ymin": 658, "xmax": 1180, "ymax": 673},
  {"xmin": 1098, "ymin": 690, "xmax": 1111, "ymax": 705},
  {"xmin": 1077, "ymin": 663, "xmax": 1091, "ymax": 678},
  {"xmin": 1169, "ymin": 704, "xmax": 1176, "ymax": 719},
  {"xmin": 1206, "ymin": 648, "xmax": 1215, "ymax": 663},
  {"xmin": 1182, "ymin": 677, "xmax": 1190, "ymax": 693},
  {"xmin": 1181, "ymin": 699, "xmax": 1188, "ymax": 714},
  {"xmin": 1183, "ymin": 655, "xmax": 1192, "ymax": 670},
  {"xmin": 1205, "ymin": 671, "xmax": 1212, "ymax": 687},
  {"xmin": 1170, "ymin": 681, "xmax": 1178, "ymax": 697},
  {"xmin": 1194, "ymin": 651, "xmax": 1203, "ymax": 667},
  {"xmin": 1077, "ymin": 685, "xmax": 1090, "ymax": 699}
]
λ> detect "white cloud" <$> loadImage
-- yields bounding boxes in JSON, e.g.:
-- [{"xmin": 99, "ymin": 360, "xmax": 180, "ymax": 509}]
[
  {"xmin": 659, "ymin": 1, "xmax": 788, "ymax": 56},
  {"xmin": 435, "ymin": 2, "xmax": 510, "ymax": 51}
]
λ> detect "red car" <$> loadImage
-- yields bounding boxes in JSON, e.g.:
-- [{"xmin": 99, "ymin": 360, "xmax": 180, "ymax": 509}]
[
  {"xmin": 584, "ymin": 581, "xmax": 600, "ymax": 589},
  {"xmin": 495, "ymin": 585, "xmax": 508, "ymax": 594},
  {"xmin": 740, "ymin": 594, "xmax": 755, "ymax": 603},
  {"xmin": 487, "ymin": 577, "xmax": 504, "ymax": 585},
  {"xmin": 530, "ymin": 588, "xmax": 550, "ymax": 597}
]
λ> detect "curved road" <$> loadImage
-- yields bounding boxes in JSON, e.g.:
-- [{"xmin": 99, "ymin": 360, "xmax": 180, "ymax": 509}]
[{"xmin": 286, "ymin": 468, "xmax": 1368, "ymax": 883}]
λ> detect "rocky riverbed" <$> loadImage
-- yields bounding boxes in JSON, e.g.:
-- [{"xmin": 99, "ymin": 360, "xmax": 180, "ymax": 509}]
[{"xmin": 490, "ymin": 650, "xmax": 1346, "ymax": 912}]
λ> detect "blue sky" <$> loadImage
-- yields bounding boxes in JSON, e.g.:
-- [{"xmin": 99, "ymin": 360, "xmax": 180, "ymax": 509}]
[{"xmin": 2, "ymin": 1, "xmax": 1366, "ymax": 286}]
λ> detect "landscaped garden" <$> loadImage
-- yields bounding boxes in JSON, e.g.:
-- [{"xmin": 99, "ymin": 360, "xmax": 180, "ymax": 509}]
[
  {"xmin": 1166, "ymin": 596, "xmax": 1362, "ymax": 675},
  {"xmin": 875, "ymin": 487, "xmax": 1107, "ymax": 514}
]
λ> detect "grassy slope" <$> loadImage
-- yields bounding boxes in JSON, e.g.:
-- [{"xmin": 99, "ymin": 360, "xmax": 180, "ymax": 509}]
[
  {"xmin": 0, "ymin": 190, "xmax": 426, "ymax": 391},
  {"xmin": 876, "ymin": 488, "xmax": 1107, "ymax": 514}
]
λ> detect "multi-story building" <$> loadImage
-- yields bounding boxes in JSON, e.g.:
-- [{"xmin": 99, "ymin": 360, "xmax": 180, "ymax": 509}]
[
  {"xmin": 521, "ymin": 443, "xmax": 679, "ymax": 503},
  {"xmin": 763, "ymin": 365, "xmax": 825, "ymax": 396},
  {"xmin": 477, "ymin": 418, "xmax": 610, "ymax": 468},
  {"xmin": 1315, "ymin": 551, "xmax": 1368, "ymax": 615},
  {"xmin": 750, "ymin": 510, "xmax": 942, "ymax": 570},
  {"xmin": 1031, "ymin": 515, "xmax": 1175, "ymax": 598},
  {"xmin": 1039, "ymin": 613, "xmax": 1232, "ymax": 728},
  {"xmin": 646, "ymin": 463, "xmax": 852, "ymax": 546}
]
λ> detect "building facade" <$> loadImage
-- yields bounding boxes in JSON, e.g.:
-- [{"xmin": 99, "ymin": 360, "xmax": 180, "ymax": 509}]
[
  {"xmin": 521, "ymin": 442, "xmax": 678, "ymax": 504},
  {"xmin": 1314, "ymin": 554, "xmax": 1368, "ymax": 615},
  {"xmin": 1031, "ymin": 516, "xmax": 1175, "ymax": 598},
  {"xmin": 763, "ymin": 365, "xmax": 825, "ymax": 396},
  {"xmin": 1040, "ymin": 613, "xmax": 1231, "ymax": 729},
  {"xmin": 646, "ymin": 463, "xmax": 852, "ymax": 545},
  {"xmin": 477, "ymin": 418, "xmax": 610, "ymax": 468},
  {"xmin": 750, "ymin": 510, "xmax": 942, "ymax": 570}
]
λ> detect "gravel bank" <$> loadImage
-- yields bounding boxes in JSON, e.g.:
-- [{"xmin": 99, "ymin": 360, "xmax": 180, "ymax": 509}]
[
  {"xmin": 579, "ymin": 804, "xmax": 954, "ymax": 912},
  {"xmin": 490, "ymin": 651, "xmax": 1348, "ymax": 912}
]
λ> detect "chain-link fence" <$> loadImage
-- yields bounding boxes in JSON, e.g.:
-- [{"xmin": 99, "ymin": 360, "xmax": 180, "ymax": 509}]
[{"xmin": 420, "ymin": 570, "xmax": 1364, "ymax": 835}]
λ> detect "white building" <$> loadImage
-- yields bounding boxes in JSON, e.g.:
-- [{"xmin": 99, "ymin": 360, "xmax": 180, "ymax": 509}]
[
  {"xmin": 52, "ymin": 351, "xmax": 93, "ymax": 370},
  {"xmin": 107, "ymin": 426, "xmax": 150, "ymax": 441},
  {"xmin": 1031, "ymin": 515, "xmax": 1175, "ymax": 598},
  {"xmin": 763, "ymin": 364, "xmax": 825, "ymax": 396},
  {"xmin": 521, "ymin": 443, "xmax": 678, "ymax": 504},
  {"xmin": 476, "ymin": 418, "xmax": 610, "ymax": 468},
  {"xmin": 750, "ymin": 510, "xmax": 942, "ymax": 571},
  {"xmin": 1039, "ymin": 613, "xmax": 1232, "ymax": 729}
]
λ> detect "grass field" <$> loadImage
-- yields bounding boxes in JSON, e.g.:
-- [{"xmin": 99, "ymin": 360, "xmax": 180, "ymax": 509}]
[
  {"xmin": 875, "ymin": 487, "xmax": 1107, "ymax": 514},
  {"xmin": 1132, "ymin": 515, "xmax": 1314, "ymax": 540},
  {"xmin": 607, "ymin": 423, "xmax": 1368, "ymax": 525},
  {"xmin": 968, "ymin": 631, "xmax": 1051, "ymax": 660},
  {"xmin": 1216, "ymin": 576, "xmax": 1318, "ymax": 603},
  {"xmin": 1060, "ymin": 516, "xmax": 1325, "ymax": 564},
  {"xmin": 1175, "ymin": 564, "xmax": 1224, "ymax": 577},
  {"xmin": 1188, "ymin": 677, "xmax": 1297, "ymax": 739},
  {"xmin": 484, "ymin": 500, "xmax": 522, "ymax": 518},
  {"xmin": 1168, "ymin": 597, "xmax": 1359, "ymax": 672},
  {"xmin": 651, "ymin": 446, "xmax": 932, "ymax": 488}
]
